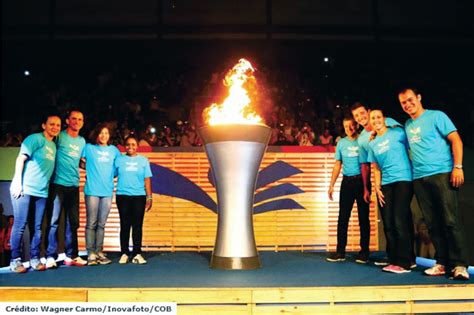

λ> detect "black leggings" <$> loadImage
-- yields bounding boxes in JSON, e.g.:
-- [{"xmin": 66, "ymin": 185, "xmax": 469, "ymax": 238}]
[{"xmin": 116, "ymin": 195, "xmax": 146, "ymax": 256}]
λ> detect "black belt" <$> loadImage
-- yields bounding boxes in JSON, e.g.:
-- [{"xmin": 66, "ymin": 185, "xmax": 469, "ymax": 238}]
[{"xmin": 343, "ymin": 174, "xmax": 362, "ymax": 180}]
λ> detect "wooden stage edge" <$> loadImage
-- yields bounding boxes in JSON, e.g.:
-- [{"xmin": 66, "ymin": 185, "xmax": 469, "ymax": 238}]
[{"xmin": 2, "ymin": 285, "xmax": 474, "ymax": 314}]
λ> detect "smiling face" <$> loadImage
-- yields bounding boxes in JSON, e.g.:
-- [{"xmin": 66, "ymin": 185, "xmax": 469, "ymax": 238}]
[
  {"xmin": 42, "ymin": 116, "xmax": 61, "ymax": 140},
  {"xmin": 96, "ymin": 127, "xmax": 110, "ymax": 146},
  {"xmin": 343, "ymin": 119, "xmax": 358, "ymax": 138},
  {"xmin": 125, "ymin": 137, "xmax": 138, "ymax": 156},
  {"xmin": 369, "ymin": 110, "xmax": 386, "ymax": 133},
  {"xmin": 351, "ymin": 106, "xmax": 370, "ymax": 128},
  {"xmin": 66, "ymin": 111, "xmax": 84, "ymax": 133},
  {"xmin": 399, "ymin": 89, "xmax": 423, "ymax": 119}
]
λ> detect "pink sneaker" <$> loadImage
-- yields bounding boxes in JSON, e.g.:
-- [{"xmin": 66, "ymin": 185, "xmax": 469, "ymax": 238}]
[
  {"xmin": 383, "ymin": 264, "xmax": 411, "ymax": 274},
  {"xmin": 424, "ymin": 264, "xmax": 445, "ymax": 276}
]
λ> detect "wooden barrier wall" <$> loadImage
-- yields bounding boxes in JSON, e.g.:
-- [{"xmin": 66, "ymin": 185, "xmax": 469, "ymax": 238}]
[{"xmin": 78, "ymin": 151, "xmax": 379, "ymax": 252}]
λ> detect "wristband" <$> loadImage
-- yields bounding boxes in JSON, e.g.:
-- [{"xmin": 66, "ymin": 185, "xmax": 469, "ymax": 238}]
[
  {"xmin": 146, "ymin": 195, "xmax": 153, "ymax": 200},
  {"xmin": 454, "ymin": 164, "xmax": 463, "ymax": 169}
]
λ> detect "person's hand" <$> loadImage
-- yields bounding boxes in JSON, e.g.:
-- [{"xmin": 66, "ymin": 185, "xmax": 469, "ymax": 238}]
[
  {"xmin": 363, "ymin": 187, "xmax": 371, "ymax": 203},
  {"xmin": 10, "ymin": 178, "xmax": 23, "ymax": 199},
  {"xmin": 145, "ymin": 198, "xmax": 153, "ymax": 212},
  {"xmin": 328, "ymin": 186, "xmax": 334, "ymax": 201},
  {"xmin": 450, "ymin": 168, "xmax": 464, "ymax": 188},
  {"xmin": 375, "ymin": 187, "xmax": 385, "ymax": 207}
]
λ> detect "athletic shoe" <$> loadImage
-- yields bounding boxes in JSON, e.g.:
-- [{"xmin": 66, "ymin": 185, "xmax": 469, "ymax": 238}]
[
  {"xmin": 97, "ymin": 252, "xmax": 111, "ymax": 265},
  {"xmin": 382, "ymin": 264, "xmax": 411, "ymax": 274},
  {"xmin": 326, "ymin": 252, "xmax": 345, "ymax": 262},
  {"xmin": 355, "ymin": 252, "xmax": 369, "ymax": 264},
  {"xmin": 452, "ymin": 266, "xmax": 469, "ymax": 280},
  {"xmin": 10, "ymin": 258, "xmax": 27, "ymax": 273},
  {"xmin": 119, "ymin": 254, "xmax": 129, "ymax": 264},
  {"xmin": 88, "ymin": 253, "xmax": 98, "ymax": 266},
  {"xmin": 410, "ymin": 262, "xmax": 417, "ymax": 269},
  {"xmin": 132, "ymin": 254, "xmax": 147, "ymax": 264},
  {"xmin": 30, "ymin": 257, "xmax": 46, "ymax": 271},
  {"xmin": 46, "ymin": 257, "xmax": 58, "ymax": 269},
  {"xmin": 424, "ymin": 264, "xmax": 445, "ymax": 276},
  {"xmin": 374, "ymin": 258, "xmax": 389, "ymax": 266},
  {"xmin": 64, "ymin": 256, "xmax": 87, "ymax": 267}
]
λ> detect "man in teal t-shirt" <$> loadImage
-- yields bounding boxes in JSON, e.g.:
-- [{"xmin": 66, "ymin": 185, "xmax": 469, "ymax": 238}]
[
  {"xmin": 45, "ymin": 110, "xmax": 87, "ymax": 268},
  {"xmin": 399, "ymin": 87, "xmax": 468, "ymax": 280}
]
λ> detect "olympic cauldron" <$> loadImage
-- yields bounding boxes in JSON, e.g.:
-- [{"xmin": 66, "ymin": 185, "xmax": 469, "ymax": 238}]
[{"xmin": 199, "ymin": 124, "xmax": 271, "ymax": 270}]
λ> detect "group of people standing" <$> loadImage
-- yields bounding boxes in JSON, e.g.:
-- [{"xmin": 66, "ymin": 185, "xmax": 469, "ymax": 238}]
[
  {"xmin": 9, "ymin": 110, "xmax": 153, "ymax": 273},
  {"xmin": 328, "ymin": 88, "xmax": 469, "ymax": 280}
]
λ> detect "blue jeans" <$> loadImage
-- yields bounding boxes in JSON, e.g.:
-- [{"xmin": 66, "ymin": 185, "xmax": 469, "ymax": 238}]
[
  {"xmin": 413, "ymin": 172, "xmax": 468, "ymax": 268},
  {"xmin": 85, "ymin": 195, "xmax": 112, "ymax": 254},
  {"xmin": 46, "ymin": 184, "xmax": 80, "ymax": 259},
  {"xmin": 10, "ymin": 194, "xmax": 46, "ymax": 260}
]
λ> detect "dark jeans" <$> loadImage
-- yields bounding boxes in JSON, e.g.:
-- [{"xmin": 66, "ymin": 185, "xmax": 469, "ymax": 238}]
[
  {"xmin": 10, "ymin": 194, "xmax": 46, "ymax": 260},
  {"xmin": 116, "ymin": 195, "xmax": 146, "ymax": 256},
  {"xmin": 413, "ymin": 172, "xmax": 468, "ymax": 268},
  {"xmin": 380, "ymin": 181, "xmax": 414, "ymax": 269},
  {"xmin": 46, "ymin": 184, "xmax": 80, "ymax": 259},
  {"xmin": 336, "ymin": 175, "xmax": 370, "ymax": 255}
]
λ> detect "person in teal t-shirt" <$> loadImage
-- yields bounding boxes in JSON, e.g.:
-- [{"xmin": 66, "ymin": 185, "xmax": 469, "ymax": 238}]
[
  {"xmin": 45, "ymin": 110, "xmax": 87, "ymax": 269},
  {"xmin": 398, "ymin": 87, "xmax": 468, "ymax": 280},
  {"xmin": 81, "ymin": 124, "xmax": 120, "ymax": 266},
  {"xmin": 9, "ymin": 114, "xmax": 61, "ymax": 273},
  {"xmin": 115, "ymin": 136, "xmax": 153, "ymax": 265},
  {"xmin": 368, "ymin": 109, "xmax": 414, "ymax": 274},
  {"xmin": 326, "ymin": 117, "xmax": 370, "ymax": 264}
]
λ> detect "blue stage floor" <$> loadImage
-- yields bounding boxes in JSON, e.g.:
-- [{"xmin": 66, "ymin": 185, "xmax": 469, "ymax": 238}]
[{"xmin": 0, "ymin": 252, "xmax": 472, "ymax": 288}]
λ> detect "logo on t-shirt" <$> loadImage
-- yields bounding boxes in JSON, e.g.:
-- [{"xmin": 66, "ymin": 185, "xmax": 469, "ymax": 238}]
[
  {"xmin": 408, "ymin": 127, "xmax": 421, "ymax": 144},
  {"xmin": 126, "ymin": 162, "xmax": 138, "ymax": 172},
  {"xmin": 68, "ymin": 144, "xmax": 80, "ymax": 158},
  {"xmin": 376, "ymin": 139, "xmax": 390, "ymax": 154},
  {"xmin": 45, "ymin": 145, "xmax": 55, "ymax": 161},
  {"xmin": 97, "ymin": 150, "xmax": 110, "ymax": 162},
  {"xmin": 348, "ymin": 146, "xmax": 359, "ymax": 157}
]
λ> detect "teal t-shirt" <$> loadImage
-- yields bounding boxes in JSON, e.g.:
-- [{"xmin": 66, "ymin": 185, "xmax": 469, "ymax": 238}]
[
  {"xmin": 335, "ymin": 137, "xmax": 361, "ymax": 176},
  {"xmin": 358, "ymin": 117, "xmax": 401, "ymax": 163},
  {"xmin": 17, "ymin": 133, "xmax": 57, "ymax": 198},
  {"xmin": 82, "ymin": 144, "xmax": 120, "ymax": 197},
  {"xmin": 367, "ymin": 127, "xmax": 412, "ymax": 185},
  {"xmin": 405, "ymin": 109, "xmax": 456, "ymax": 179},
  {"xmin": 115, "ymin": 154, "xmax": 152, "ymax": 196},
  {"xmin": 53, "ymin": 130, "xmax": 86, "ymax": 187}
]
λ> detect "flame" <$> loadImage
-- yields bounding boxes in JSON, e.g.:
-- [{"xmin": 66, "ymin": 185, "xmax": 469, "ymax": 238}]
[{"xmin": 204, "ymin": 58, "xmax": 263, "ymax": 126}]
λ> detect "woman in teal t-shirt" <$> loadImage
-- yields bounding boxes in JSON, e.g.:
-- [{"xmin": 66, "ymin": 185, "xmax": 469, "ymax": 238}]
[
  {"xmin": 115, "ymin": 135, "xmax": 153, "ymax": 265},
  {"xmin": 82, "ymin": 124, "xmax": 120, "ymax": 265}
]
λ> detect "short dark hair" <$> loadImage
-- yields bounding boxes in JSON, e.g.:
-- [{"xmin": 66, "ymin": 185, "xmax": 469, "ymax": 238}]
[
  {"xmin": 398, "ymin": 87, "xmax": 420, "ymax": 96},
  {"xmin": 124, "ymin": 135, "xmax": 139, "ymax": 144},
  {"xmin": 350, "ymin": 101, "xmax": 367, "ymax": 113},
  {"xmin": 91, "ymin": 123, "xmax": 111, "ymax": 145},
  {"xmin": 67, "ymin": 109, "xmax": 83, "ymax": 118}
]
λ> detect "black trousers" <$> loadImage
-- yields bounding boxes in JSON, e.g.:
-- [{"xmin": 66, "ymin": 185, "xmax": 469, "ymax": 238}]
[
  {"xmin": 336, "ymin": 176, "xmax": 370, "ymax": 255},
  {"xmin": 116, "ymin": 195, "xmax": 146, "ymax": 256},
  {"xmin": 379, "ymin": 181, "xmax": 414, "ymax": 269},
  {"xmin": 413, "ymin": 172, "xmax": 468, "ymax": 268}
]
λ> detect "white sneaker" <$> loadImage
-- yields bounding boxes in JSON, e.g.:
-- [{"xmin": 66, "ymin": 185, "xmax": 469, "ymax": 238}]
[
  {"xmin": 46, "ymin": 257, "xmax": 58, "ymax": 269},
  {"xmin": 132, "ymin": 254, "xmax": 147, "ymax": 264},
  {"xmin": 119, "ymin": 254, "xmax": 129, "ymax": 264}
]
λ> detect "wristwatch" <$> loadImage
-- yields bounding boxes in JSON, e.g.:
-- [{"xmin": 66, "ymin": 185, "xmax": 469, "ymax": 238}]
[{"xmin": 454, "ymin": 164, "xmax": 463, "ymax": 169}]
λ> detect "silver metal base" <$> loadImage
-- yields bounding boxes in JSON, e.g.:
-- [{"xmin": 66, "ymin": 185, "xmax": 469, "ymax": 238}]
[{"xmin": 210, "ymin": 255, "xmax": 261, "ymax": 270}]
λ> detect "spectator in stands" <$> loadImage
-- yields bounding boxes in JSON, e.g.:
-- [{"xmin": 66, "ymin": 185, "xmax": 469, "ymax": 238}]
[
  {"xmin": 367, "ymin": 109, "xmax": 414, "ymax": 273},
  {"xmin": 9, "ymin": 114, "xmax": 61, "ymax": 273},
  {"xmin": 327, "ymin": 117, "xmax": 370, "ymax": 264},
  {"xmin": 295, "ymin": 122, "xmax": 316, "ymax": 146},
  {"xmin": 81, "ymin": 124, "xmax": 120, "ymax": 266},
  {"xmin": 115, "ymin": 135, "xmax": 153, "ymax": 264},
  {"xmin": 398, "ymin": 87, "xmax": 469, "ymax": 280},
  {"xmin": 319, "ymin": 128, "xmax": 333, "ymax": 150}
]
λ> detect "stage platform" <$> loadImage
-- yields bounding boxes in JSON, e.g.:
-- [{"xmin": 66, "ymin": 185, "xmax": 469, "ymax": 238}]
[{"xmin": 1, "ymin": 252, "xmax": 473, "ymax": 314}]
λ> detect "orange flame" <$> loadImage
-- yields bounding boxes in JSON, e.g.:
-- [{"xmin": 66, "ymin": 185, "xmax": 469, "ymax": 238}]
[{"xmin": 204, "ymin": 58, "xmax": 263, "ymax": 126}]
